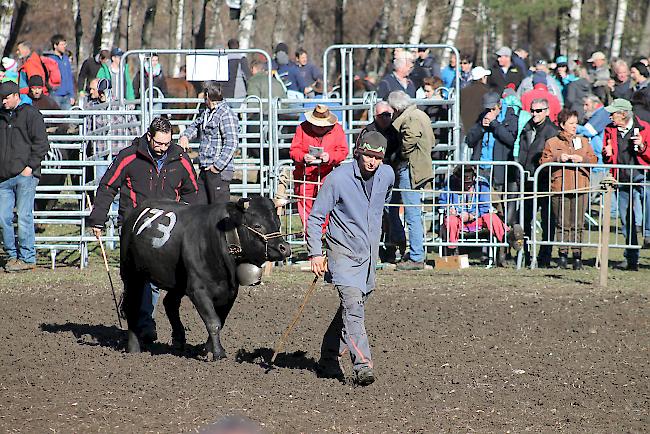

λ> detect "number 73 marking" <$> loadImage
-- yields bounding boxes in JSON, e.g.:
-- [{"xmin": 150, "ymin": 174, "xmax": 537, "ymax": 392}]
[{"xmin": 132, "ymin": 207, "xmax": 177, "ymax": 248}]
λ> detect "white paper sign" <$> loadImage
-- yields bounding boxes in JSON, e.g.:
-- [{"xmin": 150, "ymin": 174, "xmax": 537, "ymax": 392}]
[
  {"xmin": 185, "ymin": 55, "xmax": 229, "ymax": 81},
  {"xmin": 572, "ymin": 137, "xmax": 582, "ymax": 150}
]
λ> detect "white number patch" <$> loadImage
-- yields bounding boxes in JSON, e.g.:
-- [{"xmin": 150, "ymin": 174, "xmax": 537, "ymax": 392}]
[{"xmin": 132, "ymin": 207, "xmax": 177, "ymax": 249}]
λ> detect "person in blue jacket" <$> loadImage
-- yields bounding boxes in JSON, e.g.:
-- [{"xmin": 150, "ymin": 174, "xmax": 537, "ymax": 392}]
[
  {"xmin": 307, "ymin": 131, "xmax": 394, "ymax": 387},
  {"xmin": 43, "ymin": 34, "xmax": 75, "ymax": 109}
]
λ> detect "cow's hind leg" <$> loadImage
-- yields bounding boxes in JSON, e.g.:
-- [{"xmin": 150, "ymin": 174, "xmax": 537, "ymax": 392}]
[
  {"xmin": 163, "ymin": 291, "xmax": 186, "ymax": 350},
  {"xmin": 186, "ymin": 290, "xmax": 226, "ymax": 361}
]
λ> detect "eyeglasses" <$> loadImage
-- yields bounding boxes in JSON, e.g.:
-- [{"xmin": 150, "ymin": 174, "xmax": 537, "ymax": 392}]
[
  {"xmin": 530, "ymin": 108, "xmax": 548, "ymax": 113},
  {"xmin": 151, "ymin": 137, "xmax": 172, "ymax": 146},
  {"xmin": 461, "ymin": 61, "xmax": 471, "ymax": 65}
]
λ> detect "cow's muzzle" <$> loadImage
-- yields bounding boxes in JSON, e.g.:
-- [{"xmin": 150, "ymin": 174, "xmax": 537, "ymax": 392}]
[{"xmin": 240, "ymin": 225, "xmax": 292, "ymax": 261}]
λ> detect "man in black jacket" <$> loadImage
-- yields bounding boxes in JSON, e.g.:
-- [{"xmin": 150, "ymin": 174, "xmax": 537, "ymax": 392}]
[
  {"xmin": 517, "ymin": 98, "xmax": 558, "ymax": 267},
  {"xmin": 88, "ymin": 117, "xmax": 199, "ymax": 340},
  {"xmin": 487, "ymin": 46, "xmax": 526, "ymax": 94},
  {"xmin": 0, "ymin": 81, "xmax": 50, "ymax": 272}
]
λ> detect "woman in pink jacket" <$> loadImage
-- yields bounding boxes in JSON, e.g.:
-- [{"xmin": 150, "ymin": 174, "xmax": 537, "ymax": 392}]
[{"xmin": 290, "ymin": 104, "xmax": 349, "ymax": 229}]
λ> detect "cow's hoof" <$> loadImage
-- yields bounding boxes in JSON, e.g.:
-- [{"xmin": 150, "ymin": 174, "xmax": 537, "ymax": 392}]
[
  {"xmin": 211, "ymin": 351, "xmax": 227, "ymax": 361},
  {"xmin": 127, "ymin": 330, "xmax": 141, "ymax": 353}
]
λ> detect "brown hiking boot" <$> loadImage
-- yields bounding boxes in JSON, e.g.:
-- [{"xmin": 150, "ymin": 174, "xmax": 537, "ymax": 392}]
[{"xmin": 4, "ymin": 258, "xmax": 35, "ymax": 273}]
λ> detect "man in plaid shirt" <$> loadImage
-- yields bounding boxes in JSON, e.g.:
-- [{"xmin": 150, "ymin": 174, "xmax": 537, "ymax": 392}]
[{"xmin": 180, "ymin": 81, "xmax": 239, "ymax": 204}]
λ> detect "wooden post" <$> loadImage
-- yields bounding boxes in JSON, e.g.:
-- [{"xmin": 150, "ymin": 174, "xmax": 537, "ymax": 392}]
[{"xmin": 599, "ymin": 181, "xmax": 614, "ymax": 287}]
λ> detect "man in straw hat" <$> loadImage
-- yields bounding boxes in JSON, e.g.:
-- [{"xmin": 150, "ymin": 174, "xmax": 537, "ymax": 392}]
[
  {"xmin": 289, "ymin": 103, "xmax": 348, "ymax": 228},
  {"xmin": 308, "ymin": 131, "xmax": 394, "ymax": 386}
]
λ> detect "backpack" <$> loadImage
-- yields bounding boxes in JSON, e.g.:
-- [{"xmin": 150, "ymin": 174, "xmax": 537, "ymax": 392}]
[{"xmin": 40, "ymin": 55, "xmax": 62, "ymax": 91}]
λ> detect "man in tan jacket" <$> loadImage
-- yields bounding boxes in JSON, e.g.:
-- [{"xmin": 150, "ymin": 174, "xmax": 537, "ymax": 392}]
[{"xmin": 388, "ymin": 91, "xmax": 435, "ymax": 270}]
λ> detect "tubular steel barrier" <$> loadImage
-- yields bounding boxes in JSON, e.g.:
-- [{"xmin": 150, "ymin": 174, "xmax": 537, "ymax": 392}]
[
  {"xmin": 322, "ymin": 44, "xmax": 461, "ymax": 159},
  {"xmin": 530, "ymin": 162, "xmax": 650, "ymax": 269},
  {"xmin": 273, "ymin": 159, "xmax": 525, "ymax": 268}
]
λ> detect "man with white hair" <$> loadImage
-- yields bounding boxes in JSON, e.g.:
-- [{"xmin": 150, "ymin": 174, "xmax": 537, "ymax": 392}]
[
  {"xmin": 377, "ymin": 53, "xmax": 416, "ymax": 100},
  {"xmin": 387, "ymin": 91, "xmax": 434, "ymax": 270}
]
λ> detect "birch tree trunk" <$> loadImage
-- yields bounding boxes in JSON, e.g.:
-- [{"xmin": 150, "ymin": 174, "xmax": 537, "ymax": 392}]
[
  {"xmin": 441, "ymin": 0, "xmax": 464, "ymax": 66},
  {"xmin": 610, "ymin": 0, "xmax": 627, "ymax": 59},
  {"xmin": 171, "ymin": 0, "xmax": 185, "ymax": 76},
  {"xmin": 0, "ymin": 0, "xmax": 15, "ymax": 53},
  {"xmin": 272, "ymin": 0, "xmax": 290, "ymax": 47},
  {"xmin": 408, "ymin": 0, "xmax": 428, "ymax": 45},
  {"xmin": 297, "ymin": 0, "xmax": 308, "ymax": 47},
  {"xmin": 604, "ymin": 0, "xmax": 616, "ymax": 49},
  {"xmin": 237, "ymin": 0, "xmax": 257, "ymax": 50},
  {"xmin": 510, "ymin": 21, "xmax": 518, "ymax": 50},
  {"xmin": 640, "ymin": 0, "xmax": 650, "ymax": 56},
  {"xmin": 100, "ymin": 0, "xmax": 121, "ymax": 49},
  {"xmin": 566, "ymin": 0, "xmax": 581, "ymax": 62},
  {"xmin": 205, "ymin": 0, "xmax": 224, "ymax": 48},
  {"xmin": 376, "ymin": 0, "xmax": 392, "ymax": 75}
]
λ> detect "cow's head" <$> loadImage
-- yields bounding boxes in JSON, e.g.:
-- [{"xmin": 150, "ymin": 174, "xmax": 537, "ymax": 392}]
[{"xmin": 227, "ymin": 197, "xmax": 291, "ymax": 265}]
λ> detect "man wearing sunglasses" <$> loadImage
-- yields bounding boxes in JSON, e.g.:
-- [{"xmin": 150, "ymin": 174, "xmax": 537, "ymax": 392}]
[
  {"xmin": 88, "ymin": 117, "xmax": 199, "ymax": 342},
  {"xmin": 517, "ymin": 98, "xmax": 559, "ymax": 267}
]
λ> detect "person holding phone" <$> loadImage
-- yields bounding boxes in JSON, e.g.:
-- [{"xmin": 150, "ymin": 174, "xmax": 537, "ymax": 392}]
[
  {"xmin": 603, "ymin": 98, "xmax": 650, "ymax": 270},
  {"xmin": 540, "ymin": 108, "xmax": 597, "ymax": 270}
]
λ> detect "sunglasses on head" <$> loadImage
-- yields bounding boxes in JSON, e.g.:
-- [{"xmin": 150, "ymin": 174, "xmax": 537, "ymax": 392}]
[{"xmin": 530, "ymin": 107, "xmax": 548, "ymax": 113}]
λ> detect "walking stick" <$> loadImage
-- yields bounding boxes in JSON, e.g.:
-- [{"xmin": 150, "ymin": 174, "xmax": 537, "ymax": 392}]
[
  {"xmin": 86, "ymin": 193, "xmax": 123, "ymax": 328},
  {"xmin": 270, "ymin": 273, "xmax": 321, "ymax": 364},
  {"xmin": 98, "ymin": 234, "xmax": 123, "ymax": 329}
]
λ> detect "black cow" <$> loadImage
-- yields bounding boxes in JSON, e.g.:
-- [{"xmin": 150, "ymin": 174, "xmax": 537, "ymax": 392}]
[{"xmin": 120, "ymin": 196, "xmax": 291, "ymax": 360}]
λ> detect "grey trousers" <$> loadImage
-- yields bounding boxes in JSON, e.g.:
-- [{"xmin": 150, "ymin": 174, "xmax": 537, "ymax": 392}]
[{"xmin": 320, "ymin": 285, "xmax": 373, "ymax": 371}]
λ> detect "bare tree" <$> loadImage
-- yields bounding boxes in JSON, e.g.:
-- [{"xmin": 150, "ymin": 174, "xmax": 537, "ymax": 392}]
[
  {"xmin": 141, "ymin": 0, "xmax": 158, "ymax": 48},
  {"xmin": 72, "ymin": 0, "xmax": 83, "ymax": 69},
  {"xmin": 610, "ymin": 0, "xmax": 627, "ymax": 59},
  {"xmin": 408, "ymin": 0, "xmax": 428, "ymax": 45},
  {"xmin": 272, "ymin": 0, "xmax": 291, "ymax": 47},
  {"xmin": 604, "ymin": 0, "xmax": 616, "ymax": 50},
  {"xmin": 441, "ymin": 0, "xmax": 464, "ymax": 65},
  {"xmin": 237, "ymin": 0, "xmax": 257, "ymax": 50},
  {"xmin": 0, "ymin": 0, "xmax": 15, "ymax": 53},
  {"xmin": 192, "ymin": 0, "xmax": 208, "ymax": 48},
  {"xmin": 297, "ymin": 0, "xmax": 308, "ymax": 47},
  {"xmin": 205, "ymin": 0, "xmax": 224, "ymax": 48},
  {"xmin": 566, "ymin": 0, "xmax": 582, "ymax": 62},
  {"xmin": 171, "ymin": 0, "xmax": 185, "ymax": 76},
  {"xmin": 100, "ymin": 0, "xmax": 122, "ymax": 49},
  {"xmin": 640, "ymin": 0, "xmax": 650, "ymax": 56}
]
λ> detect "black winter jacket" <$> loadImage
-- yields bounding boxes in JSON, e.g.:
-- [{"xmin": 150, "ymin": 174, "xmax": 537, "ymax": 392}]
[
  {"xmin": 0, "ymin": 103, "xmax": 49, "ymax": 181},
  {"xmin": 517, "ymin": 117, "xmax": 559, "ymax": 174},
  {"xmin": 87, "ymin": 135, "xmax": 199, "ymax": 227},
  {"xmin": 466, "ymin": 106, "xmax": 519, "ymax": 185}
]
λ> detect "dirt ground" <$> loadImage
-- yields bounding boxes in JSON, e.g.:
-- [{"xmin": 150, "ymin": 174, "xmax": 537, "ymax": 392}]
[{"xmin": 0, "ymin": 261, "xmax": 648, "ymax": 433}]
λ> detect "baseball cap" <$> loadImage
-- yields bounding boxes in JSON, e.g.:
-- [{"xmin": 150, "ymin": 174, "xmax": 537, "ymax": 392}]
[
  {"xmin": 0, "ymin": 81, "xmax": 19, "ymax": 98},
  {"xmin": 495, "ymin": 46, "xmax": 512, "ymax": 57},
  {"xmin": 471, "ymin": 66, "xmax": 491, "ymax": 81},
  {"xmin": 587, "ymin": 51, "xmax": 606, "ymax": 62},
  {"xmin": 604, "ymin": 98, "xmax": 633, "ymax": 113},
  {"xmin": 274, "ymin": 42, "xmax": 289, "ymax": 54},
  {"xmin": 555, "ymin": 55, "xmax": 568, "ymax": 65},
  {"xmin": 356, "ymin": 131, "xmax": 386, "ymax": 159},
  {"xmin": 110, "ymin": 47, "xmax": 124, "ymax": 57},
  {"xmin": 532, "ymin": 71, "xmax": 547, "ymax": 86},
  {"xmin": 483, "ymin": 92, "xmax": 501, "ymax": 109}
]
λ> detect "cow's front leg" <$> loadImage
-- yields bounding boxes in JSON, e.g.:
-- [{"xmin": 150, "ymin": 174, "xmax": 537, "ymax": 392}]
[
  {"xmin": 123, "ymin": 276, "xmax": 145, "ymax": 353},
  {"xmin": 163, "ymin": 290, "xmax": 186, "ymax": 350},
  {"xmin": 187, "ymin": 289, "xmax": 226, "ymax": 361}
]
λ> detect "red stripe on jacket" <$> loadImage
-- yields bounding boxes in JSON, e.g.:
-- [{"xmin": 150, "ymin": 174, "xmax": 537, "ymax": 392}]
[
  {"xmin": 180, "ymin": 155, "xmax": 198, "ymax": 192},
  {"xmin": 126, "ymin": 175, "xmax": 137, "ymax": 207},
  {"xmin": 107, "ymin": 154, "xmax": 137, "ymax": 186}
]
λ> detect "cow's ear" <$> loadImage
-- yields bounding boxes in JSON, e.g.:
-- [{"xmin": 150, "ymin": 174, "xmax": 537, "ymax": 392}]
[{"xmin": 237, "ymin": 198, "xmax": 251, "ymax": 211}]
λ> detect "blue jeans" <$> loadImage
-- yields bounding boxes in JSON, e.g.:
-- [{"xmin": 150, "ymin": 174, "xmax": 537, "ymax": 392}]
[
  {"xmin": 0, "ymin": 174, "xmax": 39, "ymax": 263},
  {"xmin": 618, "ymin": 176, "xmax": 650, "ymax": 262},
  {"xmin": 52, "ymin": 95, "xmax": 72, "ymax": 110},
  {"xmin": 388, "ymin": 165, "xmax": 425, "ymax": 262},
  {"xmin": 138, "ymin": 281, "xmax": 160, "ymax": 331}
]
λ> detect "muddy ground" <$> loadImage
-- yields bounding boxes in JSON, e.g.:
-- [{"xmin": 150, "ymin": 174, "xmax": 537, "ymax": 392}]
[{"xmin": 0, "ymin": 262, "xmax": 648, "ymax": 433}]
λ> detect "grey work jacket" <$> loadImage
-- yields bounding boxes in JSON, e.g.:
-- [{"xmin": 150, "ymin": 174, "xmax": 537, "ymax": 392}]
[{"xmin": 307, "ymin": 160, "xmax": 394, "ymax": 294}]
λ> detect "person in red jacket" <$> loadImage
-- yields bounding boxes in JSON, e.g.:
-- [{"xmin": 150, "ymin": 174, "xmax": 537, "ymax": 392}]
[
  {"xmin": 521, "ymin": 72, "xmax": 561, "ymax": 122},
  {"xmin": 15, "ymin": 41, "xmax": 48, "ymax": 96},
  {"xmin": 603, "ymin": 98, "xmax": 650, "ymax": 270},
  {"xmin": 290, "ymin": 104, "xmax": 348, "ymax": 228}
]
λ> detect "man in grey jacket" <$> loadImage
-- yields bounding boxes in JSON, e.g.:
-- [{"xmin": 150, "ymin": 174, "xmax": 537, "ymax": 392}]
[{"xmin": 307, "ymin": 131, "xmax": 394, "ymax": 386}]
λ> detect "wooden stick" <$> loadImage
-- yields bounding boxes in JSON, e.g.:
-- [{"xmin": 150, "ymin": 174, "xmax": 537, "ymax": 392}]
[
  {"xmin": 98, "ymin": 234, "xmax": 123, "ymax": 329},
  {"xmin": 270, "ymin": 273, "xmax": 320, "ymax": 364}
]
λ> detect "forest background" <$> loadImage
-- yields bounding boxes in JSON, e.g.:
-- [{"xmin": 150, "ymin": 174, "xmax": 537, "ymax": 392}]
[{"xmin": 0, "ymin": 0, "xmax": 647, "ymax": 79}]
